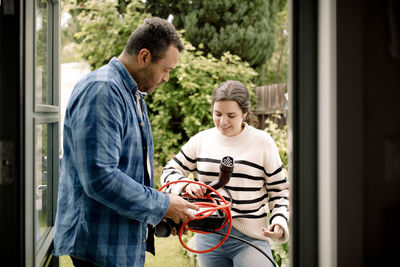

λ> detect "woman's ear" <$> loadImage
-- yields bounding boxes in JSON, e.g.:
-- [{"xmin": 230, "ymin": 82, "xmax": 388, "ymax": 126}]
[{"xmin": 242, "ymin": 112, "xmax": 249, "ymax": 125}]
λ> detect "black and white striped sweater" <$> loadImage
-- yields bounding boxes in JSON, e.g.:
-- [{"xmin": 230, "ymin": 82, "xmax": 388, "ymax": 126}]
[{"xmin": 160, "ymin": 123, "xmax": 290, "ymax": 243}]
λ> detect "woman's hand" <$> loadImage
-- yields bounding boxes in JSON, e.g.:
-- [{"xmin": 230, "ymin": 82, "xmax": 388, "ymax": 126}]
[
  {"xmin": 262, "ymin": 224, "xmax": 284, "ymax": 240},
  {"xmin": 184, "ymin": 182, "xmax": 207, "ymax": 198}
]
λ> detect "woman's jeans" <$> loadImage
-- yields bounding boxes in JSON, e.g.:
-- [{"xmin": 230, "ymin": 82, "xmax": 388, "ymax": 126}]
[{"xmin": 195, "ymin": 225, "xmax": 276, "ymax": 267}]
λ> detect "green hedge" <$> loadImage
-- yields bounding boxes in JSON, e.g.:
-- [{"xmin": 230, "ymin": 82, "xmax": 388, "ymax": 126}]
[{"xmin": 149, "ymin": 41, "xmax": 258, "ymax": 174}]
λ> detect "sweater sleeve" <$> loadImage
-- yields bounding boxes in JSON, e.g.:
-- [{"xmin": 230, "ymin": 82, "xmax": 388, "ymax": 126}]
[
  {"xmin": 264, "ymin": 134, "xmax": 290, "ymax": 243},
  {"xmin": 160, "ymin": 137, "xmax": 198, "ymax": 194}
]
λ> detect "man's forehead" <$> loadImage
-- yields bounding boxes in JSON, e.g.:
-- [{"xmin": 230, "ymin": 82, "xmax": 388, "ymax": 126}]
[{"xmin": 162, "ymin": 46, "xmax": 180, "ymax": 67}]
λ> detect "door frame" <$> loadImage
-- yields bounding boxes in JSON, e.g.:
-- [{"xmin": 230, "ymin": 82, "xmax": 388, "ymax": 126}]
[{"xmin": 24, "ymin": 0, "xmax": 61, "ymax": 265}]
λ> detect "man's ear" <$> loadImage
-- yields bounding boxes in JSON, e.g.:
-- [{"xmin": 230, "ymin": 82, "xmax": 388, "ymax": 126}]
[{"xmin": 137, "ymin": 48, "xmax": 151, "ymax": 66}]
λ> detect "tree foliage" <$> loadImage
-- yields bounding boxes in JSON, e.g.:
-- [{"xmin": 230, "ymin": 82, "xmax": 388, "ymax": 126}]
[
  {"xmin": 66, "ymin": 0, "xmax": 149, "ymax": 69},
  {"xmin": 258, "ymin": 3, "xmax": 289, "ymax": 86},
  {"xmin": 149, "ymin": 41, "xmax": 258, "ymax": 167},
  {"xmin": 63, "ymin": 0, "xmax": 258, "ymax": 168},
  {"xmin": 146, "ymin": 0, "xmax": 285, "ymax": 71}
]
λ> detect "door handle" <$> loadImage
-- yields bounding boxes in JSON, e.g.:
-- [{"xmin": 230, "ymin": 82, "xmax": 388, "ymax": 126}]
[{"xmin": 36, "ymin": 185, "xmax": 47, "ymax": 191}]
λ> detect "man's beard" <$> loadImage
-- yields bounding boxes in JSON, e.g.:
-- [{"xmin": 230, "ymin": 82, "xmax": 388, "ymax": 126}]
[{"xmin": 138, "ymin": 65, "xmax": 157, "ymax": 94}]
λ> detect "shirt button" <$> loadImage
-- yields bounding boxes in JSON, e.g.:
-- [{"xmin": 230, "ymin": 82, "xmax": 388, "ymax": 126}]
[
  {"xmin": 142, "ymin": 239, "xmax": 146, "ymax": 243},
  {"xmin": 140, "ymin": 122, "xmax": 143, "ymax": 127}
]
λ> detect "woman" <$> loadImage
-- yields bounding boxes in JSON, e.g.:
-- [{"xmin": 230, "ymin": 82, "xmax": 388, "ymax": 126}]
[{"xmin": 160, "ymin": 80, "xmax": 289, "ymax": 267}]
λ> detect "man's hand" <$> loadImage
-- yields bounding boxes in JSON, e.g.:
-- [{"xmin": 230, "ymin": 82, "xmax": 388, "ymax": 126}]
[
  {"xmin": 165, "ymin": 194, "xmax": 200, "ymax": 224},
  {"xmin": 171, "ymin": 225, "xmax": 190, "ymax": 236}
]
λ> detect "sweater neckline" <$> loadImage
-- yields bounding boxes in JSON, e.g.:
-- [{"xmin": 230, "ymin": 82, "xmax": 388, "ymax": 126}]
[{"xmin": 214, "ymin": 123, "xmax": 250, "ymax": 146}]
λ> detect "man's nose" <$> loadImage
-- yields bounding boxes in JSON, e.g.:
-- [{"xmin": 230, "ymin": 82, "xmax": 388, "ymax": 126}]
[{"xmin": 162, "ymin": 73, "xmax": 169, "ymax": 83}]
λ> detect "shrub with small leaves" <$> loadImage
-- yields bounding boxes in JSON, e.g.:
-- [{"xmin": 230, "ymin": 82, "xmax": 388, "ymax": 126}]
[
  {"xmin": 149, "ymin": 40, "xmax": 258, "ymax": 169},
  {"xmin": 71, "ymin": 0, "xmax": 149, "ymax": 69},
  {"xmin": 264, "ymin": 115, "xmax": 288, "ymax": 167},
  {"xmin": 264, "ymin": 116, "xmax": 289, "ymax": 266}
]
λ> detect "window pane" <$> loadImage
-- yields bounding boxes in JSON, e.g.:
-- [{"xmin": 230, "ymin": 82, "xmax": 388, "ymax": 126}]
[
  {"xmin": 34, "ymin": 123, "xmax": 51, "ymax": 246},
  {"xmin": 35, "ymin": 0, "xmax": 51, "ymax": 105}
]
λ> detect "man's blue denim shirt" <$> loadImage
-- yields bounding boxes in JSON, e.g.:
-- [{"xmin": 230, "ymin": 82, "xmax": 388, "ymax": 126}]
[{"xmin": 54, "ymin": 57, "xmax": 170, "ymax": 266}]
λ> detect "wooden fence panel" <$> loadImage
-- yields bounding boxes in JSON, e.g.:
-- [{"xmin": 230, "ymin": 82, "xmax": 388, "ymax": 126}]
[{"xmin": 255, "ymin": 83, "xmax": 288, "ymax": 130}]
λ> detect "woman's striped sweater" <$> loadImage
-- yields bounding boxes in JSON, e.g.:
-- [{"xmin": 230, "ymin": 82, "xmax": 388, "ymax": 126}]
[{"xmin": 160, "ymin": 123, "xmax": 290, "ymax": 243}]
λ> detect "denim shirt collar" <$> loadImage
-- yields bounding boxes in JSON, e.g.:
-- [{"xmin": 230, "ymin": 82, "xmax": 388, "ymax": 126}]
[{"xmin": 108, "ymin": 57, "xmax": 144, "ymax": 96}]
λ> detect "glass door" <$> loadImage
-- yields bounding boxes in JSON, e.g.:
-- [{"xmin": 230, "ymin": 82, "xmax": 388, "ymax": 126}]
[{"xmin": 25, "ymin": 0, "xmax": 60, "ymax": 266}]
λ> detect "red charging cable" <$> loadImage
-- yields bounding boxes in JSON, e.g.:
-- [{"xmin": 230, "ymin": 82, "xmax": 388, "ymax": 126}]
[{"xmin": 158, "ymin": 180, "xmax": 232, "ymax": 253}]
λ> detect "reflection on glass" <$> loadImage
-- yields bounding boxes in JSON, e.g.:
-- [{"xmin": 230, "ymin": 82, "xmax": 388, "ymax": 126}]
[
  {"xmin": 35, "ymin": 124, "xmax": 50, "ymax": 246},
  {"xmin": 35, "ymin": 0, "xmax": 50, "ymax": 105}
]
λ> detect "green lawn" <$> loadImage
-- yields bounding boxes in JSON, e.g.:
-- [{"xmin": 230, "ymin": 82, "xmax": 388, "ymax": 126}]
[
  {"xmin": 145, "ymin": 236, "xmax": 192, "ymax": 266},
  {"xmin": 59, "ymin": 236, "xmax": 191, "ymax": 266}
]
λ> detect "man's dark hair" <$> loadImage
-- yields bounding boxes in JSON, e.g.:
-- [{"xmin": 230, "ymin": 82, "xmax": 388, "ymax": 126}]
[{"xmin": 124, "ymin": 17, "xmax": 184, "ymax": 62}]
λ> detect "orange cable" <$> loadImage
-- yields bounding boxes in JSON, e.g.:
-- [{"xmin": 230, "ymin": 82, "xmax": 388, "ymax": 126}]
[{"xmin": 158, "ymin": 180, "xmax": 232, "ymax": 253}]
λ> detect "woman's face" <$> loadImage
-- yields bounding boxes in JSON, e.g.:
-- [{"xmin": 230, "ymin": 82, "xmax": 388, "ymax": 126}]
[{"xmin": 213, "ymin": 100, "xmax": 247, "ymax": 137}]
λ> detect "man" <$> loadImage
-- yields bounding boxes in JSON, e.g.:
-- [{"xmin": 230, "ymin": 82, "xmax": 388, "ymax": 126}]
[{"xmin": 54, "ymin": 17, "xmax": 198, "ymax": 267}]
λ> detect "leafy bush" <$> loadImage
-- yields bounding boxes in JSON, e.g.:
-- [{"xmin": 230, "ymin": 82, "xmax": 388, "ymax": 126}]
[
  {"xmin": 63, "ymin": 0, "xmax": 258, "ymax": 172},
  {"xmin": 271, "ymin": 241, "xmax": 290, "ymax": 267},
  {"xmin": 68, "ymin": 0, "xmax": 149, "ymax": 69},
  {"xmin": 264, "ymin": 116, "xmax": 289, "ymax": 266},
  {"xmin": 149, "ymin": 41, "xmax": 258, "ymax": 170},
  {"xmin": 264, "ymin": 115, "xmax": 288, "ymax": 167}
]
